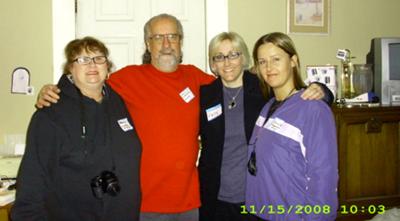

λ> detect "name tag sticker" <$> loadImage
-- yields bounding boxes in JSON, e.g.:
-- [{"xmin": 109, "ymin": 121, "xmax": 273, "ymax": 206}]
[
  {"xmin": 255, "ymin": 116, "xmax": 266, "ymax": 127},
  {"xmin": 180, "ymin": 87, "xmax": 195, "ymax": 103},
  {"xmin": 265, "ymin": 117, "xmax": 306, "ymax": 158},
  {"xmin": 206, "ymin": 104, "xmax": 222, "ymax": 121},
  {"xmin": 118, "ymin": 118, "xmax": 133, "ymax": 132}
]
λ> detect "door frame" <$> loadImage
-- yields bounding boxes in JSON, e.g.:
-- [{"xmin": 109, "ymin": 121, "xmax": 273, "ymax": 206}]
[{"xmin": 51, "ymin": 0, "xmax": 228, "ymax": 82}]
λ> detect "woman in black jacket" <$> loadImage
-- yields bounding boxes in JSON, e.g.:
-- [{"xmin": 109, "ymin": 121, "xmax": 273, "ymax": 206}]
[
  {"xmin": 199, "ymin": 32, "xmax": 266, "ymax": 221},
  {"xmin": 11, "ymin": 37, "xmax": 141, "ymax": 221},
  {"xmin": 199, "ymin": 32, "xmax": 332, "ymax": 221}
]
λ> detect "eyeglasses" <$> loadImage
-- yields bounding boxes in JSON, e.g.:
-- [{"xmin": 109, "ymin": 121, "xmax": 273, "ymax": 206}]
[
  {"xmin": 212, "ymin": 52, "xmax": 242, "ymax": 63},
  {"xmin": 73, "ymin": 56, "xmax": 107, "ymax": 65},
  {"xmin": 149, "ymin": 34, "xmax": 181, "ymax": 43}
]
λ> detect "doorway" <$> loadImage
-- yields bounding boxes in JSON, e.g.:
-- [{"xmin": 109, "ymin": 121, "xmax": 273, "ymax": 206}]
[{"xmin": 52, "ymin": 0, "xmax": 228, "ymax": 82}]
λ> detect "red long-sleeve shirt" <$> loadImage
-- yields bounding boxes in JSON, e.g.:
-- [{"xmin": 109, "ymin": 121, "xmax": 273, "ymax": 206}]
[{"xmin": 108, "ymin": 64, "xmax": 215, "ymax": 212}]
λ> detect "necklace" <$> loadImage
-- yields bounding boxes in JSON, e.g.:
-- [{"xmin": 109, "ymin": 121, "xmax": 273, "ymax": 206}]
[{"xmin": 224, "ymin": 86, "xmax": 243, "ymax": 109}]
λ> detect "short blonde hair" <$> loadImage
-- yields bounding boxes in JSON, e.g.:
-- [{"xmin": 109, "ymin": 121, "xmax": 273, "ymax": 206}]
[{"xmin": 208, "ymin": 32, "xmax": 250, "ymax": 74}]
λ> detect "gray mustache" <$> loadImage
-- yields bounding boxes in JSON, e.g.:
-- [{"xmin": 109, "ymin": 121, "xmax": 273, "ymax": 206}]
[{"xmin": 159, "ymin": 49, "xmax": 175, "ymax": 55}]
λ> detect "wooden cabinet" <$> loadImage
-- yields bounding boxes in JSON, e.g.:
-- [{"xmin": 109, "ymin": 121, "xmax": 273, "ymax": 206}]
[{"xmin": 333, "ymin": 105, "xmax": 400, "ymax": 221}]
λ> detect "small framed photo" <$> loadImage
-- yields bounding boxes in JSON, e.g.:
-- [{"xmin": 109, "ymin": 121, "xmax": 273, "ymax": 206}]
[
  {"xmin": 287, "ymin": 0, "xmax": 330, "ymax": 35},
  {"xmin": 306, "ymin": 65, "xmax": 337, "ymax": 98}
]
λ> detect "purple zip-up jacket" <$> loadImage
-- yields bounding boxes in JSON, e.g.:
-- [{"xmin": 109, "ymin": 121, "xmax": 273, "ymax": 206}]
[{"xmin": 246, "ymin": 91, "xmax": 338, "ymax": 221}]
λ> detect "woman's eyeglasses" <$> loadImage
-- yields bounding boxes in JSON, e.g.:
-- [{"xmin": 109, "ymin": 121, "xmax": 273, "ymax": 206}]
[
  {"xmin": 212, "ymin": 51, "xmax": 242, "ymax": 63},
  {"xmin": 73, "ymin": 56, "xmax": 107, "ymax": 65}
]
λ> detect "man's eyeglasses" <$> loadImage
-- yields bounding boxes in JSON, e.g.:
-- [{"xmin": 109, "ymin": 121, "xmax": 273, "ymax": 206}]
[
  {"xmin": 73, "ymin": 56, "xmax": 107, "ymax": 65},
  {"xmin": 149, "ymin": 34, "xmax": 181, "ymax": 43},
  {"xmin": 212, "ymin": 52, "xmax": 242, "ymax": 63}
]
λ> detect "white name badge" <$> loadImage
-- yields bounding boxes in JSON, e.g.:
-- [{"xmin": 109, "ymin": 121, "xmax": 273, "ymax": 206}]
[
  {"xmin": 265, "ymin": 117, "xmax": 306, "ymax": 158},
  {"xmin": 206, "ymin": 104, "xmax": 222, "ymax": 121},
  {"xmin": 255, "ymin": 116, "xmax": 266, "ymax": 127},
  {"xmin": 180, "ymin": 87, "xmax": 195, "ymax": 103},
  {"xmin": 118, "ymin": 118, "xmax": 133, "ymax": 132}
]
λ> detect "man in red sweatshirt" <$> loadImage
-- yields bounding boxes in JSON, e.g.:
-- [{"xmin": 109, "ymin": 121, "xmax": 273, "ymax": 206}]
[{"xmin": 107, "ymin": 14, "xmax": 215, "ymax": 220}]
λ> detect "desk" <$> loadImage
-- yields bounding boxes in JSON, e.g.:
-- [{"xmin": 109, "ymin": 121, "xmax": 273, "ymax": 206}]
[
  {"xmin": 0, "ymin": 190, "xmax": 14, "ymax": 221},
  {"xmin": 0, "ymin": 156, "xmax": 19, "ymax": 221},
  {"xmin": 0, "ymin": 203, "xmax": 11, "ymax": 221}
]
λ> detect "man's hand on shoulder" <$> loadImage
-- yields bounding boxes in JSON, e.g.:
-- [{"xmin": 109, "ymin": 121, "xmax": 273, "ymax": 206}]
[{"xmin": 36, "ymin": 84, "xmax": 61, "ymax": 108}]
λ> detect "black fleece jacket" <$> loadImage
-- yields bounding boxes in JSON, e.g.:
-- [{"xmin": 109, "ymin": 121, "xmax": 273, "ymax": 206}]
[{"xmin": 11, "ymin": 75, "xmax": 141, "ymax": 221}]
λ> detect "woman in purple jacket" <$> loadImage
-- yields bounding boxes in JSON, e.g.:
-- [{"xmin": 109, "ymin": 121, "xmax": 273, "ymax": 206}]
[{"xmin": 245, "ymin": 32, "xmax": 338, "ymax": 221}]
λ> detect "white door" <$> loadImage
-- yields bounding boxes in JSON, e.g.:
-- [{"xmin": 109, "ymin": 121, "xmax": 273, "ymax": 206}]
[{"xmin": 76, "ymin": 0, "xmax": 206, "ymax": 72}]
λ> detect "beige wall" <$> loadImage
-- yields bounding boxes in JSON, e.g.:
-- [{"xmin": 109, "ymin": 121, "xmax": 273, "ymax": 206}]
[
  {"xmin": 0, "ymin": 1, "xmax": 52, "ymax": 148},
  {"xmin": 1, "ymin": 0, "xmax": 400, "ymax": 149},
  {"xmin": 229, "ymin": 0, "xmax": 400, "ymax": 73}
]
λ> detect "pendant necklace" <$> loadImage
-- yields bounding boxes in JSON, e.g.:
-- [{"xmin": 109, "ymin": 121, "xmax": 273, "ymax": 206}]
[{"xmin": 224, "ymin": 86, "xmax": 243, "ymax": 109}]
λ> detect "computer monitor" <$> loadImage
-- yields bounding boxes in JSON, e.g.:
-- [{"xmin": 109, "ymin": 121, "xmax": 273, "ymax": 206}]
[{"xmin": 367, "ymin": 37, "xmax": 400, "ymax": 105}]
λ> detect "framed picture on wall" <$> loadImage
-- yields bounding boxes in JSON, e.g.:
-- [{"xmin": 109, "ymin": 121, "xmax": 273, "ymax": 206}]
[{"xmin": 287, "ymin": 0, "xmax": 330, "ymax": 34}]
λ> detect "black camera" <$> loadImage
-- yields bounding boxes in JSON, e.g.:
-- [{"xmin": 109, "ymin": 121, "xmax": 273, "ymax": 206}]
[{"xmin": 90, "ymin": 170, "xmax": 120, "ymax": 199}]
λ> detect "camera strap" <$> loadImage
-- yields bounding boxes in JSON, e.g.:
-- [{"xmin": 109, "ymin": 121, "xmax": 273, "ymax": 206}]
[
  {"xmin": 247, "ymin": 90, "xmax": 296, "ymax": 176},
  {"xmin": 76, "ymin": 85, "xmax": 116, "ymax": 172}
]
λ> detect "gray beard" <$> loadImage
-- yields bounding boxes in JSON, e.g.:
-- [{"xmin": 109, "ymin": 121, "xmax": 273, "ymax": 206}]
[{"xmin": 157, "ymin": 54, "xmax": 178, "ymax": 72}]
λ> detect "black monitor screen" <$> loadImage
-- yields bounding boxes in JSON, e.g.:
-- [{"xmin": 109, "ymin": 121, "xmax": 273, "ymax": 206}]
[{"xmin": 389, "ymin": 43, "xmax": 400, "ymax": 80}]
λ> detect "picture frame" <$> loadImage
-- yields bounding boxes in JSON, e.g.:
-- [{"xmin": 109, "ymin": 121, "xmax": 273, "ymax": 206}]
[
  {"xmin": 306, "ymin": 65, "xmax": 337, "ymax": 98},
  {"xmin": 287, "ymin": 0, "xmax": 330, "ymax": 35}
]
